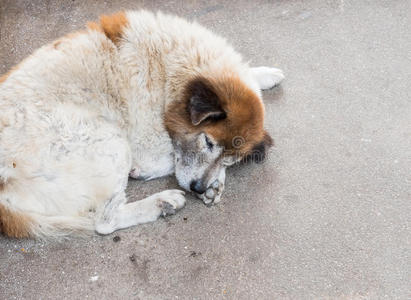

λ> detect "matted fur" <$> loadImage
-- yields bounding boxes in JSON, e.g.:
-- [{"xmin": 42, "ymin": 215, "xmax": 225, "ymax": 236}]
[{"xmin": 0, "ymin": 10, "xmax": 283, "ymax": 239}]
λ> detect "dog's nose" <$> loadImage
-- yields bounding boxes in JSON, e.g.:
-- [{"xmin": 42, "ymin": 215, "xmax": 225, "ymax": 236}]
[{"xmin": 190, "ymin": 180, "xmax": 206, "ymax": 194}]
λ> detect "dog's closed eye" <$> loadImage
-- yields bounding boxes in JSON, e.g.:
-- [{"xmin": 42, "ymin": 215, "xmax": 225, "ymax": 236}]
[{"xmin": 205, "ymin": 135, "xmax": 214, "ymax": 151}]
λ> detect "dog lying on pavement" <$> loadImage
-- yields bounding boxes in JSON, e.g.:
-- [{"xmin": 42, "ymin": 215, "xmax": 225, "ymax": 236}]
[{"xmin": 0, "ymin": 10, "xmax": 284, "ymax": 239}]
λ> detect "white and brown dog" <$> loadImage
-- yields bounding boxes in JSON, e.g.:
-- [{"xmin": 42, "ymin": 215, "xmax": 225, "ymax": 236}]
[{"xmin": 0, "ymin": 10, "xmax": 284, "ymax": 239}]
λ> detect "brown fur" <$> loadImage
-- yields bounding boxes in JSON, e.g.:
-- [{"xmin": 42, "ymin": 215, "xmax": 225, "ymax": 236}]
[
  {"xmin": 0, "ymin": 73, "xmax": 9, "ymax": 84},
  {"xmin": 0, "ymin": 66, "xmax": 19, "ymax": 85},
  {"xmin": 52, "ymin": 40, "xmax": 61, "ymax": 49},
  {"xmin": 0, "ymin": 203, "xmax": 32, "ymax": 238},
  {"xmin": 88, "ymin": 11, "xmax": 129, "ymax": 45},
  {"xmin": 165, "ymin": 74, "xmax": 266, "ymax": 157}
]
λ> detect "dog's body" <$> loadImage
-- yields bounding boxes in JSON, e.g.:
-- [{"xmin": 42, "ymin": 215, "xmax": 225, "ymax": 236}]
[{"xmin": 0, "ymin": 11, "xmax": 284, "ymax": 239}]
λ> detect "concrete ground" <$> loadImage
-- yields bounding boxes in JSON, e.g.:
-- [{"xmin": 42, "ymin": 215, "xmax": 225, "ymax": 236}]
[{"xmin": 0, "ymin": 0, "xmax": 410, "ymax": 299}]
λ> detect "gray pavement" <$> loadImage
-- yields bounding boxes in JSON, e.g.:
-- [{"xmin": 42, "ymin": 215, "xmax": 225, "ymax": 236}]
[{"xmin": 0, "ymin": 0, "xmax": 410, "ymax": 299}]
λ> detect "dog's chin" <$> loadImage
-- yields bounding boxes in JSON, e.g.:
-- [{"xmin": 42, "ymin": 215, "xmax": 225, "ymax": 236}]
[{"xmin": 174, "ymin": 172, "xmax": 190, "ymax": 192}]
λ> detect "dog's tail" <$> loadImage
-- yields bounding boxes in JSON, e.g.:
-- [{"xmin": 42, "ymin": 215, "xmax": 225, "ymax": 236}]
[{"xmin": 0, "ymin": 203, "xmax": 94, "ymax": 240}]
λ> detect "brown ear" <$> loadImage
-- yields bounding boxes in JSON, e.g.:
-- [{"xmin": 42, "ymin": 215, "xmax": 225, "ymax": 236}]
[
  {"xmin": 187, "ymin": 79, "xmax": 226, "ymax": 126},
  {"xmin": 244, "ymin": 131, "xmax": 274, "ymax": 163}
]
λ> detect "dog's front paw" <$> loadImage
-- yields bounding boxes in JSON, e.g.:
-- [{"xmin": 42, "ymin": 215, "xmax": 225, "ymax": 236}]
[
  {"xmin": 198, "ymin": 179, "xmax": 224, "ymax": 206},
  {"xmin": 155, "ymin": 189, "xmax": 186, "ymax": 216}
]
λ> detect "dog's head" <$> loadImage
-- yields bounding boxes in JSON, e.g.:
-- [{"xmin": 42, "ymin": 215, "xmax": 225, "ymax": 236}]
[{"xmin": 165, "ymin": 75, "xmax": 273, "ymax": 195}]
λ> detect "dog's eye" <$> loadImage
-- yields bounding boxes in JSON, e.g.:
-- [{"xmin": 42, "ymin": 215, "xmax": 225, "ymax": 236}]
[{"xmin": 205, "ymin": 135, "xmax": 214, "ymax": 151}]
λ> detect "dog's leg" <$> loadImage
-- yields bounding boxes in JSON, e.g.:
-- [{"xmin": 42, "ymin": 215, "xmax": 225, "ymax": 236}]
[
  {"xmin": 95, "ymin": 189, "xmax": 186, "ymax": 235},
  {"xmin": 251, "ymin": 66, "xmax": 285, "ymax": 90}
]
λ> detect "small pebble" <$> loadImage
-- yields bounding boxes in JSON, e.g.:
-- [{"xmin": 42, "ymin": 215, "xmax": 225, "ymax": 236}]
[
  {"xmin": 189, "ymin": 251, "xmax": 201, "ymax": 257},
  {"xmin": 113, "ymin": 236, "xmax": 121, "ymax": 242}
]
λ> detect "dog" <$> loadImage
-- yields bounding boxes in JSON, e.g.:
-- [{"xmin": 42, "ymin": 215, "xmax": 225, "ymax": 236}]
[{"xmin": 0, "ymin": 10, "xmax": 284, "ymax": 239}]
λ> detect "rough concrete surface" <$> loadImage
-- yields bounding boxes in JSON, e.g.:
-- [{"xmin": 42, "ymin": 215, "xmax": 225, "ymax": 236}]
[{"xmin": 0, "ymin": 0, "xmax": 410, "ymax": 299}]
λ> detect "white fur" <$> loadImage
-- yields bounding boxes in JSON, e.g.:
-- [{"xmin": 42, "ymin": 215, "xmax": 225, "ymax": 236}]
[
  {"xmin": 251, "ymin": 67, "xmax": 285, "ymax": 90},
  {"xmin": 95, "ymin": 189, "xmax": 185, "ymax": 235},
  {"xmin": 0, "ymin": 10, "xmax": 283, "ymax": 238}
]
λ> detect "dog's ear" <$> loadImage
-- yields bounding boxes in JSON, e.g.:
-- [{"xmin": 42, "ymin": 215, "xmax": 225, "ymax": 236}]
[
  {"xmin": 245, "ymin": 131, "xmax": 274, "ymax": 163},
  {"xmin": 187, "ymin": 79, "xmax": 226, "ymax": 126}
]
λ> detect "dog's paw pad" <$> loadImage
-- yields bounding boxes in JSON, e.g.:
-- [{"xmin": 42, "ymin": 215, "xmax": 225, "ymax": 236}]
[
  {"xmin": 205, "ymin": 188, "xmax": 216, "ymax": 199},
  {"xmin": 200, "ymin": 180, "xmax": 224, "ymax": 206},
  {"xmin": 159, "ymin": 201, "xmax": 176, "ymax": 216}
]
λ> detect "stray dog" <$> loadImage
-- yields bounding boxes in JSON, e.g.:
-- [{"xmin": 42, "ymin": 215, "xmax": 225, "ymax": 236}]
[{"xmin": 0, "ymin": 11, "xmax": 284, "ymax": 239}]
